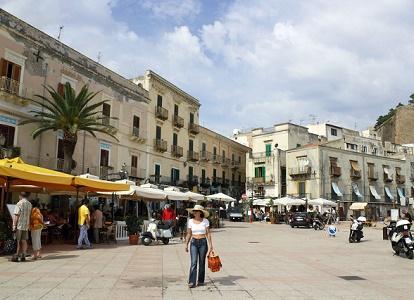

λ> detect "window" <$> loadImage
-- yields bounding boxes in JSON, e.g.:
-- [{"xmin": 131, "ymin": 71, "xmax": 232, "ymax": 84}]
[
  {"xmin": 213, "ymin": 169, "xmax": 217, "ymax": 180},
  {"xmin": 173, "ymin": 133, "xmax": 178, "ymax": 146},
  {"xmin": 0, "ymin": 58, "xmax": 21, "ymax": 94},
  {"xmin": 265, "ymin": 144, "xmax": 272, "ymax": 157},
  {"xmin": 238, "ymin": 174, "xmax": 241, "ymax": 184},
  {"xmin": 222, "ymin": 150, "xmax": 226, "ymax": 158},
  {"xmin": 100, "ymin": 149, "xmax": 109, "ymax": 167},
  {"xmin": 189, "ymin": 139, "xmax": 194, "ymax": 151},
  {"xmin": 346, "ymin": 143, "xmax": 358, "ymax": 151},
  {"xmin": 254, "ymin": 166, "xmax": 265, "ymax": 178},
  {"xmin": 190, "ymin": 112, "xmax": 194, "ymax": 124},
  {"xmin": 154, "ymin": 164, "xmax": 161, "ymax": 183},
  {"xmin": 232, "ymin": 153, "xmax": 235, "ymax": 161},
  {"xmin": 188, "ymin": 166, "xmax": 194, "ymax": 180},
  {"xmin": 372, "ymin": 147, "xmax": 377, "ymax": 155},
  {"xmin": 232, "ymin": 173, "xmax": 235, "ymax": 184},
  {"xmin": 331, "ymin": 128, "xmax": 337, "ymax": 136},
  {"xmin": 222, "ymin": 171, "xmax": 225, "ymax": 181},
  {"xmin": 362, "ymin": 145, "xmax": 367, "ymax": 153},
  {"xmin": 157, "ymin": 95, "xmax": 163, "ymax": 107},
  {"xmin": 201, "ymin": 169, "xmax": 206, "ymax": 183},
  {"xmin": 171, "ymin": 168, "xmax": 180, "ymax": 184},
  {"xmin": 213, "ymin": 147, "xmax": 217, "ymax": 155},
  {"xmin": 156, "ymin": 126, "xmax": 161, "ymax": 140},
  {"xmin": 131, "ymin": 155, "xmax": 138, "ymax": 177},
  {"xmin": 174, "ymin": 104, "xmax": 179, "ymax": 116},
  {"xmin": 296, "ymin": 144, "xmax": 301, "ymax": 148},
  {"xmin": 202, "ymin": 142, "xmax": 206, "ymax": 152},
  {"xmin": 298, "ymin": 181, "xmax": 306, "ymax": 198},
  {"xmin": 0, "ymin": 124, "xmax": 15, "ymax": 148},
  {"xmin": 239, "ymin": 156, "xmax": 241, "ymax": 163},
  {"xmin": 133, "ymin": 116, "xmax": 140, "ymax": 130},
  {"xmin": 102, "ymin": 103, "xmax": 111, "ymax": 125}
]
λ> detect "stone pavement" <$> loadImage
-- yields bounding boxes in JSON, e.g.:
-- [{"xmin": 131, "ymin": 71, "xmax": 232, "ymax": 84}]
[{"xmin": 0, "ymin": 221, "xmax": 412, "ymax": 299}]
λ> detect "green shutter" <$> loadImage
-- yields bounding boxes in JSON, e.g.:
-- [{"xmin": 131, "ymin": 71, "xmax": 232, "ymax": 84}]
[
  {"xmin": 265, "ymin": 144, "xmax": 272, "ymax": 157},
  {"xmin": 255, "ymin": 167, "xmax": 259, "ymax": 178}
]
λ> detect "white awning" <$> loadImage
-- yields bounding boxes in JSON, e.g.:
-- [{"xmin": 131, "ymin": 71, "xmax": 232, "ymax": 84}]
[
  {"xmin": 384, "ymin": 186, "xmax": 394, "ymax": 200},
  {"xmin": 352, "ymin": 183, "xmax": 363, "ymax": 198},
  {"xmin": 369, "ymin": 186, "xmax": 381, "ymax": 200},
  {"xmin": 308, "ymin": 198, "xmax": 337, "ymax": 207},
  {"xmin": 397, "ymin": 187, "xmax": 406, "ymax": 205},
  {"xmin": 349, "ymin": 202, "xmax": 368, "ymax": 210},
  {"xmin": 163, "ymin": 188, "xmax": 191, "ymax": 201},
  {"xmin": 383, "ymin": 167, "xmax": 390, "ymax": 175},
  {"xmin": 332, "ymin": 182, "xmax": 343, "ymax": 197}
]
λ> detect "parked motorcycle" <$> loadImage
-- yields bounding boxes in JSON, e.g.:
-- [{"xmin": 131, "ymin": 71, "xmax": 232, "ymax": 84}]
[
  {"xmin": 389, "ymin": 219, "xmax": 414, "ymax": 259},
  {"xmin": 312, "ymin": 217, "xmax": 325, "ymax": 230},
  {"xmin": 349, "ymin": 216, "xmax": 365, "ymax": 243},
  {"xmin": 141, "ymin": 219, "xmax": 173, "ymax": 246}
]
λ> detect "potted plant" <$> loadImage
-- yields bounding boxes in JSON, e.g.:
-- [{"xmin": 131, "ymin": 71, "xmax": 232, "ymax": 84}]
[{"xmin": 125, "ymin": 215, "xmax": 142, "ymax": 245}]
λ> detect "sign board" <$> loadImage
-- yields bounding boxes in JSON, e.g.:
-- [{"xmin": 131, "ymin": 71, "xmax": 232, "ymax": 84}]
[
  {"xmin": 6, "ymin": 204, "xmax": 16, "ymax": 217},
  {"xmin": 391, "ymin": 209, "xmax": 399, "ymax": 221}
]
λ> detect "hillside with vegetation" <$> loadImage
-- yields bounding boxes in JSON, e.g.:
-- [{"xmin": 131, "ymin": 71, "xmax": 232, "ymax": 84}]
[{"xmin": 374, "ymin": 93, "xmax": 414, "ymax": 129}]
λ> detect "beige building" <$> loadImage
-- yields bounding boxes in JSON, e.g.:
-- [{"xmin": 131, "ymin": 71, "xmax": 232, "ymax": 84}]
[
  {"xmin": 234, "ymin": 123, "xmax": 322, "ymax": 198},
  {"xmin": 133, "ymin": 71, "xmax": 249, "ymax": 198},
  {"xmin": 0, "ymin": 9, "xmax": 149, "ymax": 184}
]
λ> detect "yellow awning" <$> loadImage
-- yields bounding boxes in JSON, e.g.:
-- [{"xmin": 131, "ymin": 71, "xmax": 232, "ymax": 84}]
[
  {"xmin": 350, "ymin": 161, "xmax": 360, "ymax": 172},
  {"xmin": 73, "ymin": 176, "xmax": 129, "ymax": 192},
  {"xmin": 349, "ymin": 202, "xmax": 368, "ymax": 210}
]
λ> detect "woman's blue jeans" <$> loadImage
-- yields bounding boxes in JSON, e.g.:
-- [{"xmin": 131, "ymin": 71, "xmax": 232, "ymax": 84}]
[{"xmin": 189, "ymin": 238, "xmax": 208, "ymax": 285}]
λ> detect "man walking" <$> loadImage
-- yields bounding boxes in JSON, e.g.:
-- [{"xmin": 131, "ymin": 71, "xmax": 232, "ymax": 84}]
[
  {"xmin": 92, "ymin": 205, "xmax": 103, "ymax": 243},
  {"xmin": 77, "ymin": 199, "xmax": 91, "ymax": 249},
  {"xmin": 12, "ymin": 192, "xmax": 32, "ymax": 262}
]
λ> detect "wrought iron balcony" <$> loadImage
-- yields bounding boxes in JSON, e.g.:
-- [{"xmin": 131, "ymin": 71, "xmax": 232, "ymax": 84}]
[
  {"xmin": 171, "ymin": 145, "xmax": 183, "ymax": 157},
  {"xmin": 188, "ymin": 123, "xmax": 200, "ymax": 135},
  {"xmin": 221, "ymin": 157, "xmax": 231, "ymax": 167},
  {"xmin": 212, "ymin": 154, "xmax": 221, "ymax": 164},
  {"xmin": 173, "ymin": 114, "xmax": 184, "ymax": 128},
  {"xmin": 187, "ymin": 150, "xmax": 199, "ymax": 162},
  {"xmin": 155, "ymin": 106, "xmax": 168, "ymax": 120},
  {"xmin": 289, "ymin": 167, "xmax": 312, "ymax": 178},
  {"xmin": 0, "ymin": 76, "xmax": 31, "ymax": 105},
  {"xmin": 154, "ymin": 139, "xmax": 167, "ymax": 152},
  {"xmin": 231, "ymin": 160, "xmax": 240, "ymax": 169},
  {"xmin": 131, "ymin": 126, "xmax": 145, "ymax": 143},
  {"xmin": 200, "ymin": 151, "xmax": 211, "ymax": 161}
]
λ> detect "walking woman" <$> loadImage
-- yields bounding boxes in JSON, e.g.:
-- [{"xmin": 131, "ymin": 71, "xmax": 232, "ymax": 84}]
[
  {"xmin": 185, "ymin": 205, "xmax": 213, "ymax": 288},
  {"xmin": 30, "ymin": 199, "xmax": 44, "ymax": 260}
]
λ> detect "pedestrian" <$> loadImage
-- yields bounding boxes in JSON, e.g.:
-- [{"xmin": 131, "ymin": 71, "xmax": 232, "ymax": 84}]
[
  {"xmin": 185, "ymin": 205, "xmax": 214, "ymax": 288},
  {"xmin": 11, "ymin": 192, "xmax": 32, "ymax": 262},
  {"xmin": 29, "ymin": 199, "xmax": 44, "ymax": 260},
  {"xmin": 162, "ymin": 204, "xmax": 176, "ymax": 228},
  {"xmin": 77, "ymin": 198, "xmax": 92, "ymax": 249},
  {"xmin": 92, "ymin": 205, "xmax": 103, "ymax": 243}
]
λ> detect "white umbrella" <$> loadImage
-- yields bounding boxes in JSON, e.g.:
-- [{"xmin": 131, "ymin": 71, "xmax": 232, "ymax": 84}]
[
  {"xmin": 308, "ymin": 198, "xmax": 337, "ymax": 207},
  {"xmin": 135, "ymin": 185, "xmax": 167, "ymax": 201},
  {"xmin": 206, "ymin": 192, "xmax": 236, "ymax": 202},
  {"xmin": 163, "ymin": 187, "xmax": 190, "ymax": 201},
  {"xmin": 184, "ymin": 191, "xmax": 205, "ymax": 202},
  {"xmin": 253, "ymin": 198, "xmax": 272, "ymax": 206},
  {"xmin": 275, "ymin": 196, "xmax": 306, "ymax": 206}
]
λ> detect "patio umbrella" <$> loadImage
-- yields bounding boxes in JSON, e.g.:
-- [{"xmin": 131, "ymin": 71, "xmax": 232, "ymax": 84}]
[
  {"xmin": 74, "ymin": 174, "xmax": 130, "ymax": 193},
  {"xmin": 308, "ymin": 198, "xmax": 337, "ymax": 207},
  {"xmin": 184, "ymin": 191, "xmax": 205, "ymax": 202},
  {"xmin": 163, "ymin": 187, "xmax": 190, "ymax": 201},
  {"xmin": 206, "ymin": 192, "xmax": 236, "ymax": 202}
]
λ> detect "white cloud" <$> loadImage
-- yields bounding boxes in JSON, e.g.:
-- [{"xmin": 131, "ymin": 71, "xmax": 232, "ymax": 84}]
[{"xmin": 1, "ymin": 0, "xmax": 414, "ymax": 136}]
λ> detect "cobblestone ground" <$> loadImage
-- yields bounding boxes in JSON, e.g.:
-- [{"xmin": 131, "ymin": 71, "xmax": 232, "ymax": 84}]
[{"xmin": 0, "ymin": 221, "xmax": 412, "ymax": 299}]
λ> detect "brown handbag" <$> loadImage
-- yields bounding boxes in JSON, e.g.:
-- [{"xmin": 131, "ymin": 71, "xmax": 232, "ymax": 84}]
[{"xmin": 208, "ymin": 251, "xmax": 222, "ymax": 272}]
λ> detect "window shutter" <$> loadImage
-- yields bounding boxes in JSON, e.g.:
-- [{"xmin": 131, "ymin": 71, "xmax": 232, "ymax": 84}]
[
  {"xmin": 255, "ymin": 167, "xmax": 258, "ymax": 178},
  {"xmin": 12, "ymin": 64, "xmax": 21, "ymax": 82},
  {"xmin": 57, "ymin": 83, "xmax": 64, "ymax": 96},
  {"xmin": 0, "ymin": 58, "xmax": 8, "ymax": 77}
]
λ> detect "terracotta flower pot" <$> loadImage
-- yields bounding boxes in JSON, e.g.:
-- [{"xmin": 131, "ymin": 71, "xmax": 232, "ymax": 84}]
[{"xmin": 128, "ymin": 234, "xmax": 139, "ymax": 245}]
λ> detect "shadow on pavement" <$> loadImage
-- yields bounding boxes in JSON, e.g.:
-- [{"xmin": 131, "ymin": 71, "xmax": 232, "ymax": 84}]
[
  {"xmin": 42, "ymin": 254, "xmax": 79, "ymax": 260},
  {"xmin": 211, "ymin": 275, "xmax": 246, "ymax": 286}
]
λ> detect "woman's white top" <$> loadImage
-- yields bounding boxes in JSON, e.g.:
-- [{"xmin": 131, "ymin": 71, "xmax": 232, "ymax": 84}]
[{"xmin": 187, "ymin": 218, "xmax": 209, "ymax": 235}]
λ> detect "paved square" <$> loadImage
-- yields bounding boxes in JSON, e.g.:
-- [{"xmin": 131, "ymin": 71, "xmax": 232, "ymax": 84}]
[{"xmin": 0, "ymin": 222, "xmax": 410, "ymax": 299}]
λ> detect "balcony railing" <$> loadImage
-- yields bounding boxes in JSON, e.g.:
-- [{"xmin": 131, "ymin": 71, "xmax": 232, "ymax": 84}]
[
  {"xmin": 188, "ymin": 123, "xmax": 200, "ymax": 135},
  {"xmin": 155, "ymin": 106, "xmax": 168, "ymax": 120},
  {"xmin": 383, "ymin": 173, "xmax": 393, "ymax": 183},
  {"xmin": 249, "ymin": 177, "xmax": 274, "ymax": 185},
  {"xmin": 330, "ymin": 165, "xmax": 341, "ymax": 177},
  {"xmin": 200, "ymin": 151, "xmax": 211, "ymax": 161},
  {"xmin": 100, "ymin": 166, "xmax": 114, "ymax": 179},
  {"xmin": 221, "ymin": 157, "xmax": 231, "ymax": 167},
  {"xmin": 231, "ymin": 160, "xmax": 240, "ymax": 169},
  {"xmin": 56, "ymin": 158, "xmax": 64, "ymax": 172},
  {"xmin": 397, "ymin": 174, "xmax": 406, "ymax": 184},
  {"xmin": 187, "ymin": 150, "xmax": 199, "ymax": 162},
  {"xmin": 154, "ymin": 139, "xmax": 167, "ymax": 152},
  {"xmin": 173, "ymin": 115, "xmax": 184, "ymax": 128},
  {"xmin": 368, "ymin": 170, "xmax": 378, "ymax": 181},
  {"xmin": 200, "ymin": 177, "xmax": 211, "ymax": 187},
  {"xmin": 289, "ymin": 167, "xmax": 312, "ymax": 178},
  {"xmin": 171, "ymin": 145, "xmax": 183, "ymax": 157},
  {"xmin": 186, "ymin": 175, "xmax": 199, "ymax": 186},
  {"xmin": 212, "ymin": 154, "xmax": 221, "ymax": 164},
  {"xmin": 128, "ymin": 166, "xmax": 146, "ymax": 179},
  {"xmin": 212, "ymin": 177, "xmax": 222, "ymax": 187},
  {"xmin": 350, "ymin": 169, "xmax": 361, "ymax": 179},
  {"xmin": 131, "ymin": 126, "xmax": 145, "ymax": 143},
  {"xmin": 101, "ymin": 116, "xmax": 118, "ymax": 131}
]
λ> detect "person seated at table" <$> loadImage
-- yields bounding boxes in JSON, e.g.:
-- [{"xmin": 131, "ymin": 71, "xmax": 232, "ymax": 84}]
[{"xmin": 46, "ymin": 211, "xmax": 59, "ymax": 224}]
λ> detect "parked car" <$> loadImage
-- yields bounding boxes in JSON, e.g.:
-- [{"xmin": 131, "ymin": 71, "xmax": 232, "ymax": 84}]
[
  {"xmin": 228, "ymin": 207, "xmax": 243, "ymax": 222},
  {"xmin": 290, "ymin": 212, "xmax": 312, "ymax": 228}
]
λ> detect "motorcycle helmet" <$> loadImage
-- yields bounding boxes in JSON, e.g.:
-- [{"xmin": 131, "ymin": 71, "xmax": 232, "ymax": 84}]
[{"xmin": 357, "ymin": 216, "xmax": 366, "ymax": 222}]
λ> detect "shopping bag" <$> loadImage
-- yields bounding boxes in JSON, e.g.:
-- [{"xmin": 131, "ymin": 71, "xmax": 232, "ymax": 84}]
[{"xmin": 208, "ymin": 251, "xmax": 222, "ymax": 272}]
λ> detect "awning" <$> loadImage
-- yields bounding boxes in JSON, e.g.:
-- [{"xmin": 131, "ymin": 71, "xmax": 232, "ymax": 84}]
[
  {"xmin": 184, "ymin": 191, "xmax": 205, "ymax": 202},
  {"xmin": 308, "ymin": 198, "xmax": 337, "ymax": 207},
  {"xmin": 349, "ymin": 202, "xmax": 368, "ymax": 210},
  {"xmin": 163, "ymin": 187, "xmax": 191, "ymax": 201},
  {"xmin": 352, "ymin": 183, "xmax": 363, "ymax": 198},
  {"xmin": 275, "ymin": 197, "xmax": 306, "ymax": 206},
  {"xmin": 369, "ymin": 186, "xmax": 381, "ymax": 200},
  {"xmin": 397, "ymin": 187, "xmax": 406, "ymax": 205},
  {"xmin": 383, "ymin": 167, "xmax": 390, "ymax": 175},
  {"xmin": 350, "ymin": 161, "xmax": 360, "ymax": 172},
  {"xmin": 332, "ymin": 182, "xmax": 343, "ymax": 197},
  {"xmin": 384, "ymin": 186, "xmax": 394, "ymax": 200},
  {"xmin": 206, "ymin": 192, "xmax": 236, "ymax": 202}
]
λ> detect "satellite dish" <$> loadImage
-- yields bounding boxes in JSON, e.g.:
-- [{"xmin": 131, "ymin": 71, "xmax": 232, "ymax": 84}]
[{"xmin": 233, "ymin": 129, "xmax": 240, "ymax": 135}]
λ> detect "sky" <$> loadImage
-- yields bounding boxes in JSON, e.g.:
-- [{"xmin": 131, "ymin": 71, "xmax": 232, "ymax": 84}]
[{"xmin": 1, "ymin": 0, "xmax": 414, "ymax": 136}]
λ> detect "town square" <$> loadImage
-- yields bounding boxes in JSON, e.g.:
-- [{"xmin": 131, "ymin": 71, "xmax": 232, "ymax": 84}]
[{"xmin": 1, "ymin": 1, "xmax": 414, "ymax": 299}]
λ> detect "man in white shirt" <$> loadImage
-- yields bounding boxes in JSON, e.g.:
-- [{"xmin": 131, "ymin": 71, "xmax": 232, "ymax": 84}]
[{"xmin": 12, "ymin": 192, "xmax": 32, "ymax": 262}]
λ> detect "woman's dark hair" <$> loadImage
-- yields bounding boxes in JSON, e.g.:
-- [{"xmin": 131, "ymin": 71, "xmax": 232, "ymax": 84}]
[
  {"xmin": 30, "ymin": 199, "xmax": 39, "ymax": 208},
  {"xmin": 191, "ymin": 210, "xmax": 204, "ymax": 218}
]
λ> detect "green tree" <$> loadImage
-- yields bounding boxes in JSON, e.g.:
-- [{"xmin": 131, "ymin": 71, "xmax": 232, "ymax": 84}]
[
  {"xmin": 21, "ymin": 83, "xmax": 118, "ymax": 173},
  {"xmin": 409, "ymin": 93, "xmax": 414, "ymax": 104}
]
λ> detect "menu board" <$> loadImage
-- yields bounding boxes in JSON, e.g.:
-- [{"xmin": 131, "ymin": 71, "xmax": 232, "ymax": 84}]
[{"xmin": 6, "ymin": 204, "xmax": 16, "ymax": 217}]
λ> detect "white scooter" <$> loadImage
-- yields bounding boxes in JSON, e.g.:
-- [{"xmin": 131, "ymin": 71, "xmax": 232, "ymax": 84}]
[
  {"xmin": 390, "ymin": 219, "xmax": 414, "ymax": 259},
  {"xmin": 349, "ymin": 216, "xmax": 365, "ymax": 243},
  {"xmin": 141, "ymin": 219, "xmax": 173, "ymax": 246}
]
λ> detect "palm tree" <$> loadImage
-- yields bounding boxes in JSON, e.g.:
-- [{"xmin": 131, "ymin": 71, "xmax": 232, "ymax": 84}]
[{"xmin": 21, "ymin": 83, "xmax": 118, "ymax": 173}]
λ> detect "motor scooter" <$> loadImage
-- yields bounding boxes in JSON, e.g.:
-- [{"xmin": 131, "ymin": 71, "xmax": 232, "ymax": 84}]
[
  {"xmin": 312, "ymin": 217, "xmax": 325, "ymax": 230},
  {"xmin": 349, "ymin": 216, "xmax": 365, "ymax": 243},
  {"xmin": 389, "ymin": 219, "xmax": 414, "ymax": 259},
  {"xmin": 141, "ymin": 219, "xmax": 173, "ymax": 246}
]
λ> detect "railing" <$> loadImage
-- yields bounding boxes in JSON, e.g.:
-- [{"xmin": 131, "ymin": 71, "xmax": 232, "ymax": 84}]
[
  {"xmin": 187, "ymin": 150, "xmax": 199, "ymax": 161},
  {"xmin": 155, "ymin": 106, "xmax": 168, "ymax": 120},
  {"xmin": 100, "ymin": 166, "xmax": 114, "ymax": 179},
  {"xmin": 330, "ymin": 165, "xmax": 341, "ymax": 177},
  {"xmin": 115, "ymin": 221, "xmax": 128, "ymax": 241},
  {"xmin": 0, "ymin": 76, "xmax": 25, "ymax": 97},
  {"xmin": 186, "ymin": 175, "xmax": 199, "ymax": 185},
  {"xmin": 397, "ymin": 174, "xmax": 406, "ymax": 184},
  {"xmin": 350, "ymin": 169, "xmax": 361, "ymax": 179},
  {"xmin": 221, "ymin": 157, "xmax": 231, "ymax": 167},
  {"xmin": 231, "ymin": 160, "xmax": 240, "ymax": 169},
  {"xmin": 212, "ymin": 154, "xmax": 222, "ymax": 164},
  {"xmin": 200, "ymin": 151, "xmax": 211, "ymax": 161},
  {"xmin": 56, "ymin": 158, "xmax": 64, "ymax": 172},
  {"xmin": 154, "ymin": 139, "xmax": 167, "ymax": 152},
  {"xmin": 131, "ymin": 126, "xmax": 141, "ymax": 138},
  {"xmin": 289, "ymin": 166, "xmax": 312, "ymax": 177},
  {"xmin": 171, "ymin": 145, "xmax": 184, "ymax": 157},
  {"xmin": 200, "ymin": 178, "xmax": 211, "ymax": 187},
  {"xmin": 188, "ymin": 123, "xmax": 200, "ymax": 135},
  {"xmin": 250, "ymin": 152, "xmax": 272, "ymax": 159},
  {"xmin": 368, "ymin": 170, "xmax": 378, "ymax": 181},
  {"xmin": 0, "ymin": 146, "xmax": 21, "ymax": 159},
  {"xmin": 173, "ymin": 115, "xmax": 184, "ymax": 128},
  {"xmin": 101, "ymin": 116, "xmax": 118, "ymax": 130},
  {"xmin": 248, "ymin": 177, "xmax": 275, "ymax": 185}
]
